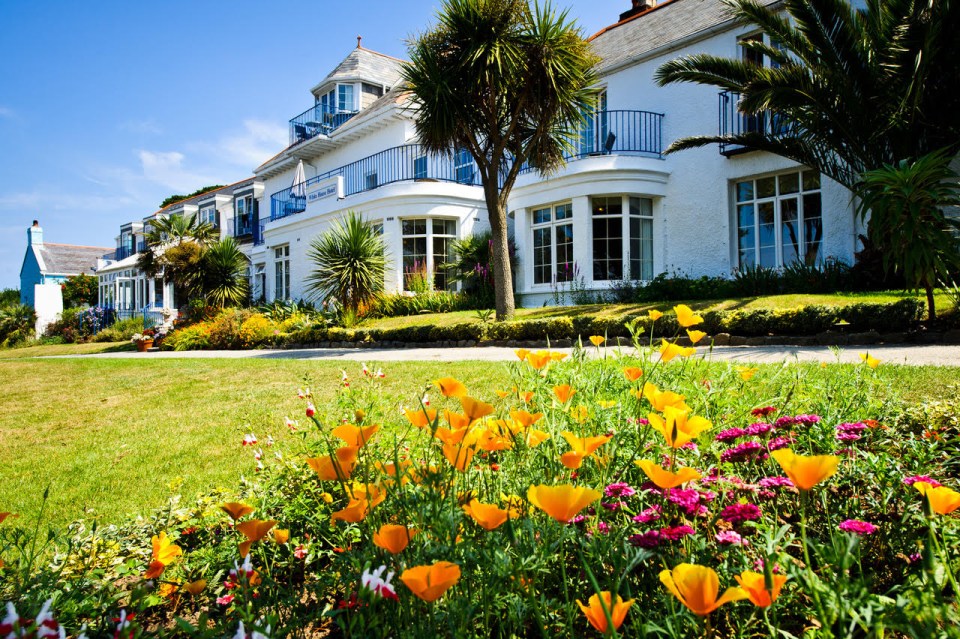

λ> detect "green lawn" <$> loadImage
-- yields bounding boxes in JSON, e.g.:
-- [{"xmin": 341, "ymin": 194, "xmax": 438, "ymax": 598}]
[
  {"xmin": 0, "ymin": 341, "xmax": 134, "ymax": 359},
  {"xmin": 1, "ymin": 355, "xmax": 956, "ymax": 528},
  {"xmin": 360, "ymin": 290, "xmax": 950, "ymax": 330}
]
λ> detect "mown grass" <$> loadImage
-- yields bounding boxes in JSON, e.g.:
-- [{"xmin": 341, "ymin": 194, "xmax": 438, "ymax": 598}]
[
  {"xmin": 0, "ymin": 355, "xmax": 956, "ymax": 528},
  {"xmin": 0, "ymin": 341, "xmax": 134, "ymax": 359},
  {"xmin": 361, "ymin": 290, "xmax": 950, "ymax": 330}
]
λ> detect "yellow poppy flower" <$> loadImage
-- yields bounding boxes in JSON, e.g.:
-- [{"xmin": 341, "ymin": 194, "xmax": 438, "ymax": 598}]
[
  {"xmin": 461, "ymin": 396, "xmax": 495, "ymax": 422},
  {"xmin": 404, "ymin": 408, "xmax": 437, "ymax": 428},
  {"xmin": 527, "ymin": 484, "xmax": 602, "ymax": 522},
  {"xmin": 660, "ymin": 564, "xmax": 747, "ymax": 616},
  {"xmin": 524, "ymin": 428, "xmax": 551, "ymax": 447},
  {"xmin": 641, "ymin": 382, "xmax": 688, "ymax": 412},
  {"xmin": 770, "ymin": 449, "xmax": 840, "ymax": 491},
  {"xmin": 373, "ymin": 524, "xmax": 416, "ymax": 554},
  {"xmin": 306, "ymin": 446, "xmax": 360, "ymax": 481},
  {"xmin": 434, "ymin": 377, "xmax": 468, "ymax": 398},
  {"xmin": 577, "ymin": 592, "xmax": 635, "ymax": 633},
  {"xmin": 515, "ymin": 348, "xmax": 530, "ymax": 361},
  {"xmin": 553, "ymin": 384, "xmax": 576, "ymax": 404},
  {"xmin": 635, "ymin": 460, "xmax": 702, "ymax": 489},
  {"xmin": 510, "ymin": 410, "xmax": 543, "ymax": 427},
  {"xmin": 526, "ymin": 351, "xmax": 552, "ymax": 370},
  {"xmin": 400, "ymin": 562, "xmax": 461, "ymax": 602},
  {"xmin": 237, "ymin": 519, "xmax": 277, "ymax": 557},
  {"xmin": 735, "ymin": 366, "xmax": 758, "ymax": 381},
  {"xmin": 686, "ymin": 329, "xmax": 707, "ymax": 344},
  {"xmin": 443, "ymin": 410, "xmax": 472, "ymax": 429},
  {"xmin": 220, "ymin": 502, "xmax": 254, "ymax": 521},
  {"xmin": 181, "ymin": 579, "xmax": 207, "ymax": 596},
  {"xmin": 648, "ymin": 309, "xmax": 664, "ymax": 321},
  {"xmin": 622, "ymin": 367, "xmax": 643, "ymax": 382},
  {"xmin": 648, "ymin": 406, "xmax": 711, "ymax": 448},
  {"xmin": 589, "ymin": 335, "xmax": 605, "ymax": 347},
  {"xmin": 735, "ymin": 571, "xmax": 788, "ymax": 608},
  {"xmin": 331, "ymin": 423, "xmax": 380, "ymax": 447},
  {"xmin": 674, "ymin": 304, "xmax": 704, "ymax": 328},
  {"xmin": 272, "ymin": 528, "xmax": 290, "ymax": 544},
  {"xmin": 860, "ymin": 353, "xmax": 881, "ymax": 369},
  {"xmin": 442, "ymin": 442, "xmax": 477, "ymax": 472},
  {"xmin": 462, "ymin": 499, "xmax": 509, "ymax": 531},
  {"xmin": 144, "ymin": 531, "xmax": 182, "ymax": 579},
  {"xmin": 913, "ymin": 482, "xmax": 960, "ymax": 515},
  {"xmin": 561, "ymin": 431, "xmax": 612, "ymax": 456},
  {"xmin": 659, "ymin": 339, "xmax": 696, "ymax": 363}
]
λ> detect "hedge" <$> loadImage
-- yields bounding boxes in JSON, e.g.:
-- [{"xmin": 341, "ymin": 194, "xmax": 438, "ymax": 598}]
[{"xmin": 269, "ymin": 298, "xmax": 924, "ymax": 348}]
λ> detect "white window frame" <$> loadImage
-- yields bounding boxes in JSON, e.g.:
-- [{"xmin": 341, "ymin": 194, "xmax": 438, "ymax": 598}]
[
  {"xmin": 531, "ymin": 202, "xmax": 574, "ymax": 286},
  {"xmin": 590, "ymin": 195, "xmax": 655, "ymax": 282},
  {"xmin": 199, "ymin": 205, "xmax": 216, "ymax": 227},
  {"xmin": 274, "ymin": 245, "xmax": 291, "ymax": 301},
  {"xmin": 734, "ymin": 169, "xmax": 823, "ymax": 270},
  {"xmin": 400, "ymin": 218, "xmax": 458, "ymax": 291}
]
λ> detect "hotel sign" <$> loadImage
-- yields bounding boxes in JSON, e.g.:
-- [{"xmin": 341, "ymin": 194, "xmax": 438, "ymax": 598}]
[{"xmin": 307, "ymin": 175, "xmax": 343, "ymax": 205}]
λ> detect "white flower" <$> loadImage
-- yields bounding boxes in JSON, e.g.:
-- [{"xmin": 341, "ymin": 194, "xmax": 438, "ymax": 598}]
[
  {"xmin": 35, "ymin": 599, "xmax": 65, "ymax": 639},
  {"xmin": 361, "ymin": 564, "xmax": 398, "ymax": 600},
  {"xmin": 242, "ymin": 433, "xmax": 258, "ymax": 446},
  {"xmin": 361, "ymin": 363, "xmax": 370, "ymax": 376},
  {"xmin": 265, "ymin": 435, "xmax": 275, "ymax": 447},
  {"xmin": 284, "ymin": 416, "xmax": 298, "ymax": 431}
]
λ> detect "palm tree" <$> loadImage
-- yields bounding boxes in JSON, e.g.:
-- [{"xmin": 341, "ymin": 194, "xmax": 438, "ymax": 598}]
[
  {"xmin": 136, "ymin": 213, "xmax": 218, "ymax": 302},
  {"xmin": 200, "ymin": 237, "xmax": 250, "ymax": 308},
  {"xmin": 402, "ymin": 0, "xmax": 598, "ymax": 320},
  {"xmin": 654, "ymin": 0, "xmax": 960, "ymax": 190},
  {"xmin": 305, "ymin": 212, "xmax": 387, "ymax": 314},
  {"xmin": 857, "ymin": 152, "xmax": 960, "ymax": 320}
]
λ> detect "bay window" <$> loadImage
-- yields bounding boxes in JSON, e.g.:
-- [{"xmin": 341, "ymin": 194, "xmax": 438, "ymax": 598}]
[
  {"xmin": 591, "ymin": 196, "xmax": 654, "ymax": 281},
  {"xmin": 532, "ymin": 202, "xmax": 573, "ymax": 285},
  {"xmin": 402, "ymin": 218, "xmax": 457, "ymax": 291},
  {"xmin": 735, "ymin": 169, "xmax": 822, "ymax": 269}
]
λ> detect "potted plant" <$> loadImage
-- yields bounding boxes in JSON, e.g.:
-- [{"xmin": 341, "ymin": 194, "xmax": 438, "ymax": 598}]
[{"xmin": 131, "ymin": 328, "xmax": 156, "ymax": 352}]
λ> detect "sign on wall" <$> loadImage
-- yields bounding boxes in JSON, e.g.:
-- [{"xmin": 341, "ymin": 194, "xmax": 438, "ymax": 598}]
[{"xmin": 307, "ymin": 176, "xmax": 344, "ymax": 206}]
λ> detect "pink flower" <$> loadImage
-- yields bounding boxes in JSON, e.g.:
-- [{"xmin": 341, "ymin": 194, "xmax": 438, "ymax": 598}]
[
  {"xmin": 217, "ymin": 594, "xmax": 235, "ymax": 606},
  {"xmin": 752, "ymin": 406, "xmax": 777, "ymax": 417},
  {"xmin": 715, "ymin": 530, "xmax": 748, "ymax": 546},
  {"xmin": 604, "ymin": 482, "xmax": 636, "ymax": 498},
  {"xmin": 716, "ymin": 427, "xmax": 747, "ymax": 442},
  {"xmin": 719, "ymin": 502, "xmax": 761, "ymax": 524},
  {"xmin": 839, "ymin": 519, "xmax": 877, "ymax": 536},
  {"xmin": 632, "ymin": 506, "xmax": 661, "ymax": 524},
  {"xmin": 720, "ymin": 441, "xmax": 768, "ymax": 463},
  {"xmin": 595, "ymin": 521, "xmax": 610, "ymax": 535},
  {"xmin": 758, "ymin": 476, "xmax": 794, "ymax": 489},
  {"xmin": 294, "ymin": 545, "xmax": 307, "ymax": 560},
  {"xmin": 628, "ymin": 530, "xmax": 660, "ymax": 548},
  {"xmin": 242, "ymin": 433, "xmax": 257, "ymax": 446},
  {"xmin": 903, "ymin": 475, "xmax": 941, "ymax": 488},
  {"xmin": 766, "ymin": 436, "xmax": 794, "ymax": 451},
  {"xmin": 285, "ymin": 416, "xmax": 298, "ymax": 431},
  {"xmin": 659, "ymin": 524, "xmax": 695, "ymax": 541}
]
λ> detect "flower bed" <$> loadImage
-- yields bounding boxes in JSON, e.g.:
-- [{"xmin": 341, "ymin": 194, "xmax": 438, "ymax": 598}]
[{"xmin": 1, "ymin": 306, "xmax": 958, "ymax": 637}]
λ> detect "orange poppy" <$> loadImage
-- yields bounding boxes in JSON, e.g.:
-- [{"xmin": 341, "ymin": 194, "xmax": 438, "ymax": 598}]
[
  {"xmin": 181, "ymin": 579, "xmax": 207, "ymax": 596},
  {"xmin": 444, "ymin": 410, "xmax": 472, "ymax": 429},
  {"xmin": 400, "ymin": 562, "xmax": 461, "ymax": 602},
  {"xmin": 442, "ymin": 442, "xmax": 477, "ymax": 472},
  {"xmin": 144, "ymin": 531, "xmax": 182, "ymax": 579},
  {"xmin": 635, "ymin": 460, "xmax": 702, "ymax": 489},
  {"xmin": 648, "ymin": 406, "xmax": 710, "ymax": 448},
  {"xmin": 622, "ymin": 367, "xmax": 644, "ymax": 382},
  {"xmin": 659, "ymin": 339, "xmax": 696, "ymax": 363},
  {"xmin": 434, "ymin": 377, "xmax": 468, "ymax": 398},
  {"xmin": 331, "ymin": 423, "xmax": 380, "ymax": 447},
  {"xmin": 527, "ymin": 484, "xmax": 602, "ymax": 522},
  {"xmin": 462, "ymin": 499, "xmax": 509, "ymax": 531},
  {"xmin": 510, "ymin": 410, "xmax": 543, "ymax": 427},
  {"xmin": 770, "ymin": 449, "xmax": 840, "ymax": 491},
  {"xmin": 577, "ymin": 592, "xmax": 635, "ymax": 633},
  {"xmin": 237, "ymin": 519, "xmax": 277, "ymax": 557},
  {"xmin": 913, "ymin": 482, "xmax": 960, "ymax": 515},
  {"xmin": 306, "ymin": 446, "xmax": 360, "ymax": 481},
  {"xmin": 404, "ymin": 408, "xmax": 437, "ymax": 428},
  {"xmin": 642, "ymin": 383, "xmax": 688, "ymax": 412},
  {"xmin": 660, "ymin": 564, "xmax": 747, "ymax": 616},
  {"xmin": 272, "ymin": 529, "xmax": 290, "ymax": 544},
  {"xmin": 526, "ymin": 351, "xmax": 552, "ymax": 370},
  {"xmin": 373, "ymin": 524, "xmax": 416, "ymax": 554},
  {"xmin": 735, "ymin": 571, "xmax": 788, "ymax": 608},
  {"xmin": 589, "ymin": 335, "xmax": 605, "ymax": 347},
  {"xmin": 461, "ymin": 396, "xmax": 495, "ymax": 422},
  {"xmin": 561, "ymin": 431, "xmax": 611, "ymax": 456},
  {"xmin": 220, "ymin": 502, "xmax": 254, "ymax": 521},
  {"xmin": 553, "ymin": 385, "xmax": 576, "ymax": 404}
]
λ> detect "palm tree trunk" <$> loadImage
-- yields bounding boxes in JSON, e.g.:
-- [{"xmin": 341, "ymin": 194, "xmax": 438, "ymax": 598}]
[
  {"xmin": 925, "ymin": 281, "xmax": 937, "ymax": 324},
  {"xmin": 484, "ymin": 183, "xmax": 515, "ymax": 321}
]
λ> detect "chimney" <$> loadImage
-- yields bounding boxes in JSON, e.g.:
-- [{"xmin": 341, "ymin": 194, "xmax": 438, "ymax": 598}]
[
  {"xmin": 620, "ymin": 0, "xmax": 656, "ymax": 21},
  {"xmin": 27, "ymin": 220, "xmax": 43, "ymax": 247}
]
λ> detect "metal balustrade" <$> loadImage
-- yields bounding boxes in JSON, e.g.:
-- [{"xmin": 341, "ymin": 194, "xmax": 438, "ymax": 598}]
[
  {"xmin": 234, "ymin": 216, "xmax": 254, "ymax": 237},
  {"xmin": 270, "ymin": 110, "xmax": 664, "ymax": 222},
  {"xmin": 289, "ymin": 103, "xmax": 359, "ymax": 145},
  {"xmin": 114, "ymin": 246, "xmax": 133, "ymax": 261},
  {"xmin": 718, "ymin": 91, "xmax": 791, "ymax": 155},
  {"xmin": 254, "ymin": 221, "xmax": 265, "ymax": 246}
]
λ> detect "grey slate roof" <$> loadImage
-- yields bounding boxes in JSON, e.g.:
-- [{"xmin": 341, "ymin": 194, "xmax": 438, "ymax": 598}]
[
  {"xmin": 150, "ymin": 178, "xmax": 256, "ymax": 218},
  {"xmin": 589, "ymin": 0, "xmax": 776, "ymax": 74},
  {"xmin": 36, "ymin": 243, "xmax": 110, "ymax": 275},
  {"xmin": 312, "ymin": 47, "xmax": 404, "ymax": 93}
]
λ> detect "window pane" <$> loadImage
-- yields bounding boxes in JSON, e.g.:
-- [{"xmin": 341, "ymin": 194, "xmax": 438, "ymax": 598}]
[
  {"xmin": 803, "ymin": 193, "xmax": 823, "ymax": 265},
  {"xmin": 592, "ymin": 216, "xmax": 623, "ymax": 281},
  {"xmin": 555, "ymin": 224, "xmax": 573, "ymax": 282},
  {"xmin": 737, "ymin": 203, "xmax": 756, "ymax": 268},
  {"xmin": 433, "ymin": 219, "xmax": 456, "ymax": 235},
  {"xmin": 630, "ymin": 196, "xmax": 653, "ymax": 217},
  {"xmin": 736, "ymin": 181, "xmax": 754, "ymax": 202},
  {"xmin": 433, "ymin": 236, "xmax": 454, "ymax": 290},
  {"xmin": 533, "ymin": 208, "xmax": 551, "ymax": 225},
  {"xmin": 592, "ymin": 196, "xmax": 620, "ymax": 217},
  {"xmin": 778, "ymin": 172, "xmax": 799, "ymax": 195},
  {"xmin": 402, "ymin": 219, "xmax": 427, "ymax": 236},
  {"xmin": 802, "ymin": 170, "xmax": 820, "ymax": 191},
  {"xmin": 780, "ymin": 198, "xmax": 800, "ymax": 264},
  {"xmin": 758, "ymin": 202, "xmax": 776, "ymax": 267},
  {"xmin": 555, "ymin": 203, "xmax": 572, "ymax": 220},
  {"xmin": 756, "ymin": 177, "xmax": 775, "ymax": 198},
  {"xmin": 533, "ymin": 227, "xmax": 552, "ymax": 285}
]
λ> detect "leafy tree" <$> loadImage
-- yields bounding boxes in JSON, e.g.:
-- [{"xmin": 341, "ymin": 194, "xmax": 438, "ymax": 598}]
[
  {"xmin": 856, "ymin": 152, "xmax": 960, "ymax": 320},
  {"xmin": 0, "ymin": 289, "xmax": 19, "ymax": 306},
  {"xmin": 200, "ymin": 238, "xmax": 250, "ymax": 308},
  {"xmin": 61, "ymin": 274, "xmax": 98, "ymax": 308},
  {"xmin": 403, "ymin": 0, "xmax": 598, "ymax": 319},
  {"xmin": 306, "ymin": 212, "xmax": 387, "ymax": 314},
  {"xmin": 136, "ymin": 213, "xmax": 218, "ymax": 305},
  {"xmin": 654, "ymin": 0, "xmax": 960, "ymax": 190},
  {"xmin": 159, "ymin": 185, "xmax": 226, "ymax": 209}
]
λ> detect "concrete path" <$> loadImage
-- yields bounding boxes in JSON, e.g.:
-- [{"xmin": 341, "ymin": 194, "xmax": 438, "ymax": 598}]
[{"xmin": 43, "ymin": 343, "xmax": 960, "ymax": 366}]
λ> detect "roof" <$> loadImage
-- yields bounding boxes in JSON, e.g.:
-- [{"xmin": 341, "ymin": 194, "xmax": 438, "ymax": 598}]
[
  {"xmin": 589, "ymin": 0, "xmax": 778, "ymax": 74},
  {"xmin": 310, "ymin": 46, "xmax": 405, "ymax": 95},
  {"xmin": 35, "ymin": 243, "xmax": 110, "ymax": 275},
  {"xmin": 149, "ymin": 177, "xmax": 257, "ymax": 218}
]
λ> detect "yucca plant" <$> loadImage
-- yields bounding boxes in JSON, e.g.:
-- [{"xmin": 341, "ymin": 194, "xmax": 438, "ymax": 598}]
[
  {"xmin": 305, "ymin": 212, "xmax": 387, "ymax": 315},
  {"xmin": 200, "ymin": 237, "xmax": 250, "ymax": 308}
]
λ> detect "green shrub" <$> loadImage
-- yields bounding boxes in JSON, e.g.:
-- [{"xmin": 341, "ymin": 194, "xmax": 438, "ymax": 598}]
[
  {"xmin": 0, "ymin": 304, "xmax": 37, "ymax": 347},
  {"xmin": 91, "ymin": 316, "xmax": 144, "ymax": 343},
  {"xmin": 162, "ymin": 324, "xmax": 211, "ymax": 351}
]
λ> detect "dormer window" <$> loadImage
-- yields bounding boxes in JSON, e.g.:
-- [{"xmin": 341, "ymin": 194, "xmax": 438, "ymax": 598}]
[
  {"xmin": 317, "ymin": 84, "xmax": 357, "ymax": 114},
  {"xmin": 362, "ymin": 82, "xmax": 383, "ymax": 98}
]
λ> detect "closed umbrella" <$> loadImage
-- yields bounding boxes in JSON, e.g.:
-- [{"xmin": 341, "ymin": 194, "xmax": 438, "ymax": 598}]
[{"xmin": 291, "ymin": 160, "xmax": 307, "ymax": 199}]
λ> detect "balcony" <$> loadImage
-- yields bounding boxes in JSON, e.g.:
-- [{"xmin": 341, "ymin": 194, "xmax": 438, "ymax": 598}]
[
  {"xmin": 289, "ymin": 103, "xmax": 359, "ymax": 146},
  {"xmin": 253, "ymin": 221, "xmax": 265, "ymax": 247},
  {"xmin": 271, "ymin": 144, "xmax": 482, "ymax": 221},
  {"xmin": 517, "ymin": 109, "xmax": 664, "ymax": 174},
  {"xmin": 234, "ymin": 216, "xmax": 254, "ymax": 238},
  {"xmin": 718, "ymin": 91, "xmax": 790, "ymax": 156},
  {"xmin": 114, "ymin": 246, "xmax": 134, "ymax": 261}
]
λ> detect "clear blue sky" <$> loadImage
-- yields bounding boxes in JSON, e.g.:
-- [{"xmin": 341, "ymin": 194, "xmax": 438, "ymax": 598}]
[{"xmin": 0, "ymin": 0, "xmax": 626, "ymax": 291}]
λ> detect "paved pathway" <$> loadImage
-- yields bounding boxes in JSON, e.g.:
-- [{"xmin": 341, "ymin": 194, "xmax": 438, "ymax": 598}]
[{"xmin": 43, "ymin": 343, "xmax": 960, "ymax": 366}]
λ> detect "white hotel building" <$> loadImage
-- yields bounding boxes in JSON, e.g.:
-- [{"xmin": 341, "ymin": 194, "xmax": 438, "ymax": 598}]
[{"xmin": 98, "ymin": 0, "xmax": 860, "ymax": 312}]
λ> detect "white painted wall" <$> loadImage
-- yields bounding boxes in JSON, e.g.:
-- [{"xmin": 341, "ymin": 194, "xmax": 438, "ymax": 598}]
[{"xmin": 33, "ymin": 283, "xmax": 63, "ymax": 337}]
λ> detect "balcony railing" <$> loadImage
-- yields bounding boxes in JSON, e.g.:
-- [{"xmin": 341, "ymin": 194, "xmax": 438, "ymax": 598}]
[
  {"xmin": 115, "ymin": 246, "xmax": 134, "ymax": 261},
  {"xmin": 234, "ymin": 216, "xmax": 254, "ymax": 237},
  {"xmin": 271, "ymin": 144, "xmax": 482, "ymax": 221},
  {"xmin": 253, "ymin": 221, "xmax": 265, "ymax": 246},
  {"xmin": 137, "ymin": 240, "xmax": 146, "ymax": 253},
  {"xmin": 269, "ymin": 110, "xmax": 664, "ymax": 222},
  {"xmin": 718, "ymin": 91, "xmax": 791, "ymax": 155},
  {"xmin": 517, "ymin": 109, "xmax": 664, "ymax": 173},
  {"xmin": 289, "ymin": 103, "xmax": 359, "ymax": 145}
]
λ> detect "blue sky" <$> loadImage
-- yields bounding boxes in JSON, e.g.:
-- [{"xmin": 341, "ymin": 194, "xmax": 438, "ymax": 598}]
[{"xmin": 0, "ymin": 0, "xmax": 626, "ymax": 291}]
